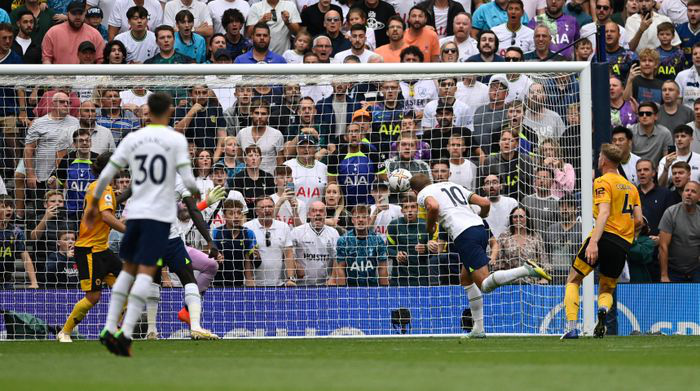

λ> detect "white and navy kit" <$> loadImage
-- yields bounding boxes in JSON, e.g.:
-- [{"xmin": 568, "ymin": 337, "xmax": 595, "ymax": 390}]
[
  {"xmin": 417, "ymin": 181, "xmax": 489, "ymax": 270},
  {"xmin": 243, "ymin": 219, "xmax": 292, "ymax": 286},
  {"xmin": 290, "ymin": 223, "xmax": 339, "ymax": 286}
]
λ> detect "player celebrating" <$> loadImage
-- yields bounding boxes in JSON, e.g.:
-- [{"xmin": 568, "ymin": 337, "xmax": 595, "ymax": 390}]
[
  {"xmin": 56, "ymin": 152, "xmax": 126, "ymax": 343},
  {"xmin": 87, "ymin": 92, "xmax": 200, "ymax": 357},
  {"xmin": 410, "ymin": 173, "xmax": 552, "ymax": 338},
  {"xmin": 561, "ymin": 144, "xmax": 643, "ymax": 339}
]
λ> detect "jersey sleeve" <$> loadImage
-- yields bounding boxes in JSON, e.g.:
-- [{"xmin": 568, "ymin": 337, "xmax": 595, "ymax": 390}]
[
  {"xmin": 174, "ymin": 133, "xmax": 191, "ymax": 168},
  {"xmin": 282, "ymin": 224, "xmax": 293, "ymax": 248},
  {"xmin": 416, "ymin": 188, "xmax": 428, "ymax": 209},
  {"xmin": 98, "ymin": 186, "xmax": 116, "ymax": 212},
  {"xmin": 593, "ymin": 177, "xmax": 612, "ymax": 205},
  {"xmin": 376, "ymin": 236, "xmax": 388, "ymax": 263},
  {"xmin": 109, "ymin": 136, "xmax": 130, "ymax": 168}
]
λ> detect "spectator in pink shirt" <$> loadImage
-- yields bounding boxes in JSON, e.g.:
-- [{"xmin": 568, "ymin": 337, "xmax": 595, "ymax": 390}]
[
  {"xmin": 42, "ymin": 1, "xmax": 105, "ymax": 64},
  {"xmin": 537, "ymin": 138, "xmax": 575, "ymax": 198},
  {"xmin": 33, "ymin": 87, "xmax": 81, "ymax": 118}
]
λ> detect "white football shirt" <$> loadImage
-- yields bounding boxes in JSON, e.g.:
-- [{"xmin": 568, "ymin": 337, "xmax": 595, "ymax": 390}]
[
  {"xmin": 110, "ymin": 124, "xmax": 192, "ymax": 223},
  {"xmin": 369, "ymin": 203, "xmax": 403, "ymax": 241},
  {"xmin": 244, "ymin": 219, "xmax": 293, "ymax": 286},
  {"xmin": 416, "ymin": 181, "xmax": 483, "ymax": 239},
  {"xmin": 284, "ymin": 158, "xmax": 327, "ymax": 221},
  {"xmin": 169, "ymin": 175, "xmax": 190, "ymax": 240},
  {"xmin": 290, "ymin": 223, "xmax": 339, "ymax": 285},
  {"xmin": 114, "ymin": 31, "xmax": 159, "ymax": 63}
]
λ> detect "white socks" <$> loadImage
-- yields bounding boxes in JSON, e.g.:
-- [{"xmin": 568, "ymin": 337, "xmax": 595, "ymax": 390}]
[
  {"xmin": 146, "ymin": 283, "xmax": 160, "ymax": 335},
  {"xmin": 464, "ymin": 283, "xmax": 484, "ymax": 333},
  {"xmin": 481, "ymin": 266, "xmax": 530, "ymax": 293},
  {"xmin": 184, "ymin": 283, "xmax": 202, "ymax": 331},
  {"xmin": 104, "ymin": 272, "xmax": 135, "ymax": 333},
  {"xmin": 121, "ymin": 274, "xmax": 153, "ymax": 339}
]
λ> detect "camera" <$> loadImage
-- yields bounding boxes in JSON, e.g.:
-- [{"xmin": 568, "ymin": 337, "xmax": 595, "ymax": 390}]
[{"xmin": 270, "ymin": 9, "xmax": 277, "ymax": 22}]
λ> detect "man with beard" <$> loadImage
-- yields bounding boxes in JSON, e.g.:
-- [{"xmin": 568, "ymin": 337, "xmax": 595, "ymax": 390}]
[
  {"xmin": 626, "ymin": 0, "xmax": 680, "ymax": 53},
  {"xmin": 334, "ymin": 23, "xmax": 376, "ymax": 63},
  {"xmin": 66, "ymin": 101, "xmax": 116, "ymax": 155},
  {"xmin": 42, "ymin": 1, "xmax": 105, "ymax": 64},
  {"xmin": 472, "ymin": 75, "xmax": 509, "ymax": 154},
  {"xmin": 374, "ymin": 15, "xmax": 408, "ymax": 63},
  {"xmin": 12, "ymin": 10, "xmax": 41, "ymax": 63},
  {"xmin": 480, "ymin": 128, "xmax": 533, "ymax": 199},
  {"xmin": 636, "ymin": 158, "xmax": 674, "ymax": 236},
  {"xmin": 423, "ymin": 103, "xmax": 481, "ymax": 163},
  {"xmin": 270, "ymin": 83, "xmax": 301, "ymax": 139},
  {"xmin": 522, "ymin": 82, "xmax": 566, "ymax": 141},
  {"xmin": 317, "ymin": 81, "xmax": 361, "ymax": 145},
  {"xmin": 580, "ymin": 0, "xmax": 627, "ymax": 56},
  {"xmin": 175, "ymin": 84, "xmax": 227, "ymax": 161},
  {"xmin": 235, "ymin": 22, "xmax": 286, "ymax": 64},
  {"xmin": 237, "ymin": 99, "xmax": 285, "ymax": 175},
  {"xmin": 481, "ymin": 174, "xmax": 518, "ymax": 238},
  {"xmin": 422, "ymin": 76, "xmax": 472, "ymax": 129},
  {"xmin": 466, "ymin": 29, "xmax": 504, "ymax": 64},
  {"xmin": 321, "ymin": 9, "xmax": 350, "ymax": 55},
  {"xmin": 606, "ymin": 21, "xmax": 639, "ymax": 81},
  {"xmin": 527, "ymin": 0, "xmax": 579, "ymax": 59},
  {"xmin": 524, "ymin": 25, "xmax": 568, "ymax": 61},
  {"xmin": 10, "ymin": 0, "xmax": 57, "ymax": 46},
  {"xmin": 404, "ymin": 5, "xmax": 440, "ymax": 62},
  {"xmin": 439, "ymin": 12, "xmax": 478, "ymax": 61}
]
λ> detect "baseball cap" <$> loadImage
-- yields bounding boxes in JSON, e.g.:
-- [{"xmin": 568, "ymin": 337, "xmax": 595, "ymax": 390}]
[
  {"xmin": 489, "ymin": 74, "xmax": 510, "ymax": 90},
  {"xmin": 78, "ymin": 41, "xmax": 96, "ymax": 53},
  {"xmin": 351, "ymin": 108, "xmax": 372, "ymax": 122},
  {"xmin": 212, "ymin": 161, "xmax": 227, "ymax": 171},
  {"xmin": 297, "ymin": 133, "xmax": 318, "ymax": 146},
  {"xmin": 86, "ymin": 7, "xmax": 103, "ymax": 18},
  {"xmin": 213, "ymin": 49, "xmax": 232, "ymax": 61},
  {"xmin": 67, "ymin": 1, "xmax": 85, "ymax": 14}
]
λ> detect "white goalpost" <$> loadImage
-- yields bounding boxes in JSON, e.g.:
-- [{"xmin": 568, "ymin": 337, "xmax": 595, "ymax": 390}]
[{"xmin": 0, "ymin": 62, "xmax": 594, "ymax": 339}]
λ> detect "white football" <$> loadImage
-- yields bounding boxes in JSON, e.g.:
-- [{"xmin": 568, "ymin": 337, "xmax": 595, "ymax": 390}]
[{"xmin": 388, "ymin": 168, "xmax": 413, "ymax": 193}]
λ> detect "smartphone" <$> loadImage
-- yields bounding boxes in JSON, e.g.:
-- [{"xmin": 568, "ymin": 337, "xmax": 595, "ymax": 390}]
[
  {"xmin": 285, "ymin": 182, "xmax": 295, "ymax": 193},
  {"xmin": 668, "ymin": 145, "xmax": 676, "ymax": 154},
  {"xmin": 270, "ymin": 8, "xmax": 277, "ymax": 22}
]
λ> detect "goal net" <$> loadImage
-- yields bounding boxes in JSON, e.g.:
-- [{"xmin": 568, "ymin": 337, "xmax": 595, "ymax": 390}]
[{"xmin": 0, "ymin": 63, "xmax": 592, "ymax": 340}]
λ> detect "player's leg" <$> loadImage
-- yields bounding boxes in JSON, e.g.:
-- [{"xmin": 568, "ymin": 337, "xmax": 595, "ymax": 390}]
[
  {"xmin": 177, "ymin": 246, "xmax": 218, "ymax": 324},
  {"xmin": 60, "ymin": 247, "xmax": 103, "ymax": 342},
  {"xmin": 145, "ymin": 272, "xmax": 162, "ymax": 339},
  {"xmin": 459, "ymin": 266, "xmax": 485, "ymax": 338},
  {"xmin": 561, "ymin": 239, "xmax": 594, "ymax": 339},
  {"xmin": 593, "ymin": 239, "xmax": 627, "ymax": 338}
]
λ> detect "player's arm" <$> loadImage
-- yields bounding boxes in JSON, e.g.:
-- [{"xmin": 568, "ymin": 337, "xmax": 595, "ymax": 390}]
[
  {"xmin": 101, "ymin": 210, "xmax": 126, "ymax": 233},
  {"xmin": 633, "ymin": 204, "xmax": 644, "ymax": 238},
  {"xmin": 183, "ymin": 196, "xmax": 218, "ymax": 259},
  {"xmin": 244, "ymin": 257, "xmax": 256, "ymax": 287},
  {"xmin": 468, "ymin": 193, "xmax": 491, "ymax": 218},
  {"xmin": 586, "ymin": 202, "xmax": 611, "ymax": 265},
  {"xmin": 176, "ymin": 163, "xmax": 200, "ymax": 199},
  {"xmin": 22, "ymin": 251, "xmax": 38, "ymax": 288},
  {"xmin": 424, "ymin": 196, "xmax": 440, "ymax": 237},
  {"xmin": 658, "ymin": 230, "xmax": 672, "ymax": 283},
  {"xmin": 333, "ymin": 261, "xmax": 346, "ymax": 286},
  {"xmin": 378, "ymin": 244, "xmax": 389, "ymax": 286}
]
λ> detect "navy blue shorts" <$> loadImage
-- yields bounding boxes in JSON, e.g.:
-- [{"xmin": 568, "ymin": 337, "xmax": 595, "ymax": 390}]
[
  {"xmin": 162, "ymin": 237, "xmax": 191, "ymax": 273},
  {"xmin": 453, "ymin": 225, "xmax": 489, "ymax": 271},
  {"xmin": 119, "ymin": 219, "xmax": 171, "ymax": 266}
]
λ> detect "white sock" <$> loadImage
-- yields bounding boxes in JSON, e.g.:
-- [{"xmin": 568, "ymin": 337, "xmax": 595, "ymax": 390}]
[
  {"xmin": 184, "ymin": 283, "xmax": 202, "ymax": 331},
  {"xmin": 121, "ymin": 274, "xmax": 153, "ymax": 339},
  {"xmin": 566, "ymin": 320, "xmax": 577, "ymax": 331},
  {"xmin": 464, "ymin": 283, "xmax": 484, "ymax": 333},
  {"xmin": 146, "ymin": 283, "xmax": 160, "ymax": 334},
  {"xmin": 481, "ymin": 266, "xmax": 530, "ymax": 293},
  {"xmin": 104, "ymin": 272, "xmax": 135, "ymax": 333}
]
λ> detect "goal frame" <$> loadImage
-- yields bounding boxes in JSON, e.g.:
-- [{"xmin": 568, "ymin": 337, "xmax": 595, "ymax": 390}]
[{"xmin": 0, "ymin": 62, "xmax": 595, "ymax": 337}]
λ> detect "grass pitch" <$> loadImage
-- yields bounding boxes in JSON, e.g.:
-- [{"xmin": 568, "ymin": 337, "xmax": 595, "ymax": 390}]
[{"xmin": 2, "ymin": 336, "xmax": 699, "ymax": 391}]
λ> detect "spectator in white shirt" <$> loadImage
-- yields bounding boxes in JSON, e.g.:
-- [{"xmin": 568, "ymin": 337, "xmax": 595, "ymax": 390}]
[
  {"xmin": 163, "ymin": 0, "xmax": 213, "ymax": 38},
  {"xmin": 107, "ymin": 0, "xmax": 163, "ymax": 41},
  {"xmin": 491, "ymin": 0, "xmax": 534, "ymax": 56},
  {"xmin": 439, "ymin": 12, "xmax": 478, "ymax": 61},
  {"xmin": 625, "ymin": 0, "xmax": 680, "ymax": 53},
  {"xmin": 209, "ymin": 0, "xmax": 250, "ymax": 34},
  {"xmin": 114, "ymin": 6, "xmax": 158, "ymax": 63},
  {"xmin": 333, "ymin": 23, "xmax": 376, "ymax": 63},
  {"xmin": 246, "ymin": 0, "xmax": 302, "ymax": 55}
]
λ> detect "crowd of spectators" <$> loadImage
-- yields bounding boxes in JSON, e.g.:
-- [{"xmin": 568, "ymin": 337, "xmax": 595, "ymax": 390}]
[{"xmin": 0, "ymin": 0, "xmax": 699, "ymax": 289}]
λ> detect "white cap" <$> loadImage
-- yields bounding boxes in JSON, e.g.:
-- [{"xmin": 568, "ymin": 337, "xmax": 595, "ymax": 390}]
[{"xmin": 489, "ymin": 74, "xmax": 510, "ymax": 90}]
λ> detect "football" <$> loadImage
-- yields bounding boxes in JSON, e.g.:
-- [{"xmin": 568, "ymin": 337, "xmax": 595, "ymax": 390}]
[{"xmin": 388, "ymin": 168, "xmax": 413, "ymax": 193}]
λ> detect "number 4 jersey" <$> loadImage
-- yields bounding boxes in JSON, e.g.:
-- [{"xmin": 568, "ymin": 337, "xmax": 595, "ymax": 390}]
[
  {"xmin": 416, "ymin": 181, "xmax": 483, "ymax": 240},
  {"xmin": 110, "ymin": 124, "xmax": 191, "ymax": 224},
  {"xmin": 593, "ymin": 172, "xmax": 640, "ymax": 244}
]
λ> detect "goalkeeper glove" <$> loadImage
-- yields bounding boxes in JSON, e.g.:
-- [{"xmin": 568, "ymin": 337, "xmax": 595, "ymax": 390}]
[{"xmin": 205, "ymin": 185, "xmax": 227, "ymax": 207}]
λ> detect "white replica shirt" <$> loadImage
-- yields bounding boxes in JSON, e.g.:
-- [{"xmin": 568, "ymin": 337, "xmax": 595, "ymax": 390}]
[
  {"xmin": 111, "ymin": 124, "xmax": 191, "ymax": 223},
  {"xmin": 491, "ymin": 73, "xmax": 532, "ymax": 103},
  {"xmin": 485, "ymin": 195, "xmax": 518, "ymax": 239},
  {"xmin": 284, "ymin": 158, "xmax": 327, "ymax": 221},
  {"xmin": 236, "ymin": 126, "xmax": 284, "ymax": 174},
  {"xmin": 290, "ymin": 223, "xmax": 339, "ymax": 285},
  {"xmin": 417, "ymin": 181, "xmax": 484, "ymax": 239},
  {"xmin": 204, "ymin": 75, "xmax": 239, "ymax": 110},
  {"xmin": 434, "ymin": 6, "xmax": 449, "ymax": 38},
  {"xmin": 676, "ymin": 67, "xmax": 700, "ymax": 109},
  {"xmin": 163, "ymin": 0, "xmax": 213, "ymax": 30},
  {"xmin": 169, "ymin": 175, "xmax": 190, "ymax": 239},
  {"xmin": 422, "ymin": 98, "xmax": 473, "ymax": 129},
  {"xmin": 300, "ymin": 84, "xmax": 333, "ymax": 103},
  {"xmin": 580, "ymin": 22, "xmax": 628, "ymax": 57},
  {"xmin": 115, "ymin": 31, "xmax": 159, "ymax": 63},
  {"xmin": 658, "ymin": 0, "xmax": 688, "ymax": 24},
  {"xmin": 400, "ymin": 79, "xmax": 438, "ymax": 114},
  {"xmin": 620, "ymin": 152, "xmax": 641, "ymax": 185},
  {"xmin": 388, "ymin": 0, "xmax": 420, "ymax": 24},
  {"xmin": 455, "ymin": 80, "xmax": 490, "ymax": 109},
  {"xmin": 209, "ymin": 0, "xmax": 250, "ymax": 34},
  {"xmin": 657, "ymin": 152, "xmax": 700, "ymax": 183},
  {"xmin": 492, "ymin": 23, "xmax": 535, "ymax": 56},
  {"xmin": 333, "ymin": 48, "xmax": 377, "ymax": 63},
  {"xmin": 270, "ymin": 193, "xmax": 297, "ymax": 227},
  {"xmin": 283, "ymin": 49, "xmax": 303, "ymax": 64},
  {"xmin": 246, "ymin": 0, "xmax": 301, "ymax": 54},
  {"xmin": 120, "ymin": 89, "xmax": 153, "ymax": 108},
  {"xmin": 624, "ymin": 12, "xmax": 681, "ymax": 54},
  {"xmin": 439, "ymin": 35, "xmax": 479, "ymax": 62},
  {"xmin": 370, "ymin": 203, "xmax": 403, "ymax": 241},
  {"xmin": 244, "ymin": 219, "xmax": 292, "ymax": 286},
  {"xmin": 108, "ymin": 0, "xmax": 164, "ymax": 34},
  {"xmin": 449, "ymin": 159, "xmax": 478, "ymax": 191}
]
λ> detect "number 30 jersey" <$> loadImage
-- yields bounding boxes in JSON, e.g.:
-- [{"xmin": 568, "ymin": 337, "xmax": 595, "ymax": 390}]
[
  {"xmin": 110, "ymin": 124, "xmax": 192, "ymax": 224},
  {"xmin": 593, "ymin": 173, "xmax": 640, "ymax": 244},
  {"xmin": 417, "ymin": 181, "xmax": 484, "ymax": 240}
]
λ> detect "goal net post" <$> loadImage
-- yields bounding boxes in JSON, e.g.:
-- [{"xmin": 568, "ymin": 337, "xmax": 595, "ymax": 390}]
[{"xmin": 0, "ymin": 62, "xmax": 594, "ymax": 339}]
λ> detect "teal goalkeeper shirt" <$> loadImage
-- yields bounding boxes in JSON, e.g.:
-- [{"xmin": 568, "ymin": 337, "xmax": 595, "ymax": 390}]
[{"xmin": 336, "ymin": 230, "xmax": 387, "ymax": 287}]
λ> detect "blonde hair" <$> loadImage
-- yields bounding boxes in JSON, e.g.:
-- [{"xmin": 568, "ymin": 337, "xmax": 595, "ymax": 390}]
[{"xmin": 601, "ymin": 143, "xmax": 623, "ymax": 165}]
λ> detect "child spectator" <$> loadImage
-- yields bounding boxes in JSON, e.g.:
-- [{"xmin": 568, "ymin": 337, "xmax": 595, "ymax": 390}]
[
  {"xmin": 387, "ymin": 192, "xmax": 430, "ymax": 286},
  {"xmin": 212, "ymin": 199, "xmax": 258, "ymax": 287},
  {"xmin": 283, "ymin": 29, "xmax": 312, "ymax": 64},
  {"xmin": 655, "ymin": 22, "xmax": 687, "ymax": 81},
  {"xmin": 45, "ymin": 230, "xmax": 78, "ymax": 288}
]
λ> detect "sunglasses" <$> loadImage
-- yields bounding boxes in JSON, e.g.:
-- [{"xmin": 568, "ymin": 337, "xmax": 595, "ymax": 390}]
[
  {"xmin": 443, "ymin": 48, "xmax": 457, "ymax": 54},
  {"xmin": 265, "ymin": 230, "xmax": 271, "ymax": 247},
  {"xmin": 638, "ymin": 111, "xmax": 654, "ymax": 117},
  {"xmin": 325, "ymin": 17, "xmax": 340, "ymax": 22},
  {"xmin": 511, "ymin": 31, "xmax": 517, "ymax": 46},
  {"xmin": 596, "ymin": 5, "xmax": 610, "ymax": 10},
  {"xmin": 504, "ymin": 56, "xmax": 521, "ymax": 62}
]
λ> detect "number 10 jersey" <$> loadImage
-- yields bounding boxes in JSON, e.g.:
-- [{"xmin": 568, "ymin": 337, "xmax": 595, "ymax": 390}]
[{"xmin": 416, "ymin": 181, "xmax": 484, "ymax": 240}]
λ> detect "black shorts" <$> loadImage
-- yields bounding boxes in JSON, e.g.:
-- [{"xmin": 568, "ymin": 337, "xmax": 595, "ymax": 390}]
[
  {"xmin": 76, "ymin": 247, "xmax": 122, "ymax": 292},
  {"xmin": 119, "ymin": 219, "xmax": 170, "ymax": 266},
  {"xmin": 573, "ymin": 232, "xmax": 631, "ymax": 279}
]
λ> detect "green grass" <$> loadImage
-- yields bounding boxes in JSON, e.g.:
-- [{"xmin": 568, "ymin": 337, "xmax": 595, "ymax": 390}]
[{"xmin": 1, "ymin": 337, "xmax": 699, "ymax": 391}]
